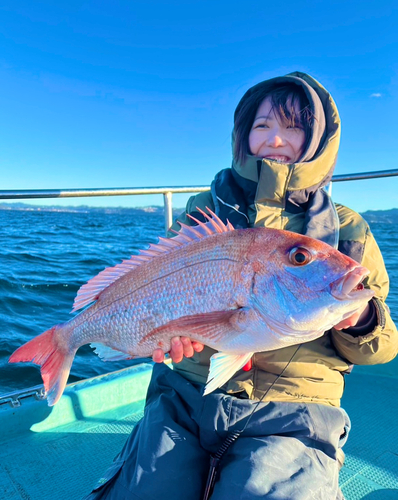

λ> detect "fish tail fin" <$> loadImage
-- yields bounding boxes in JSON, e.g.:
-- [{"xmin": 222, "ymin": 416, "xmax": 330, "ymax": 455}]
[{"xmin": 9, "ymin": 325, "xmax": 75, "ymax": 406}]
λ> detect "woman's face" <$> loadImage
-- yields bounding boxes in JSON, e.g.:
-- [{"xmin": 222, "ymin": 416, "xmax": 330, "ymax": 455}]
[{"xmin": 248, "ymin": 97, "xmax": 306, "ymax": 163}]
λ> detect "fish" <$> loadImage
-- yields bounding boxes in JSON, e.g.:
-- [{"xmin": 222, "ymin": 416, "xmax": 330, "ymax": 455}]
[{"xmin": 9, "ymin": 208, "xmax": 374, "ymax": 405}]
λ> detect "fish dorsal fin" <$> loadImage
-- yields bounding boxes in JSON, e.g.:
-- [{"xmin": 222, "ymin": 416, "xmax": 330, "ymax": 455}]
[{"xmin": 72, "ymin": 207, "xmax": 234, "ymax": 312}]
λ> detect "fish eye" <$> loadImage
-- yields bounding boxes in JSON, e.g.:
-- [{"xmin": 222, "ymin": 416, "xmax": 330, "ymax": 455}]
[{"xmin": 289, "ymin": 247, "xmax": 312, "ymax": 266}]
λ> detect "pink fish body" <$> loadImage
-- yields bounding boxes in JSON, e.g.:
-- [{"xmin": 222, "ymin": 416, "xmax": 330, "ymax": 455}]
[{"xmin": 9, "ymin": 209, "xmax": 374, "ymax": 405}]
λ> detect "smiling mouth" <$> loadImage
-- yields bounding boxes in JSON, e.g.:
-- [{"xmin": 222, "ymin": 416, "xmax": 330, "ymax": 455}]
[{"xmin": 264, "ymin": 155, "xmax": 291, "ymax": 163}]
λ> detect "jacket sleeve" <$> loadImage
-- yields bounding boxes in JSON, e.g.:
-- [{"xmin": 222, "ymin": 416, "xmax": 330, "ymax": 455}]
[{"xmin": 331, "ymin": 226, "xmax": 398, "ymax": 365}]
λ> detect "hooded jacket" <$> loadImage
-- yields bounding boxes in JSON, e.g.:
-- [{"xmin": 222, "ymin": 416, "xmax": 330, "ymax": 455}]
[{"xmin": 170, "ymin": 72, "xmax": 398, "ymax": 407}]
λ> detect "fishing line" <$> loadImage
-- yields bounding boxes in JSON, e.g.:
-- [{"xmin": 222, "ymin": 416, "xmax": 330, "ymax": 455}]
[{"xmin": 201, "ymin": 344, "xmax": 302, "ymax": 500}]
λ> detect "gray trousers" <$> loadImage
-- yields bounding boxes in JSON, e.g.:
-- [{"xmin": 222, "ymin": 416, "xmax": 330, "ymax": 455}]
[{"xmin": 84, "ymin": 363, "xmax": 350, "ymax": 500}]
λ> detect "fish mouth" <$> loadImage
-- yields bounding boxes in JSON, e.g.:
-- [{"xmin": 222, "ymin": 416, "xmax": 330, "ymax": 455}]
[{"xmin": 330, "ymin": 266, "xmax": 374, "ymax": 300}]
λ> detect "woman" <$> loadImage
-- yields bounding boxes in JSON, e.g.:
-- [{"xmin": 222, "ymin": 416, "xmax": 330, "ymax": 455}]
[{"xmin": 86, "ymin": 72, "xmax": 397, "ymax": 500}]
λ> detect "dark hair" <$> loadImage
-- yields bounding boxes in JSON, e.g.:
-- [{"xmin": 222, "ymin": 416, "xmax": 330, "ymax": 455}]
[{"xmin": 233, "ymin": 83, "xmax": 314, "ymax": 164}]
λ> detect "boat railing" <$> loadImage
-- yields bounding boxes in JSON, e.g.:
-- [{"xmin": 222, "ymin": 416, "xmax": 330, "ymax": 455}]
[
  {"xmin": 0, "ymin": 385, "xmax": 46, "ymax": 408},
  {"xmin": 1, "ymin": 168, "xmax": 398, "ymax": 234}
]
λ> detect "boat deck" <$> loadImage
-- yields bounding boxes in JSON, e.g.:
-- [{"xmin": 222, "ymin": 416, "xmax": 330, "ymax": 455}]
[{"xmin": 1, "ymin": 359, "xmax": 398, "ymax": 499}]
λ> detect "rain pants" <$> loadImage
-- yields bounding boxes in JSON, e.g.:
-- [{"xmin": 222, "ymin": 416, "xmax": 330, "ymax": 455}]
[{"xmin": 84, "ymin": 363, "xmax": 349, "ymax": 500}]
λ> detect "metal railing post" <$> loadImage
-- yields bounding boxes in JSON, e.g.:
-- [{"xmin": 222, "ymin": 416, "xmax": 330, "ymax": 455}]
[{"xmin": 163, "ymin": 191, "xmax": 173, "ymax": 235}]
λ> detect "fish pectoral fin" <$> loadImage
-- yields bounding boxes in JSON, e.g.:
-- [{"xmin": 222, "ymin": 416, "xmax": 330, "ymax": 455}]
[
  {"xmin": 203, "ymin": 351, "xmax": 254, "ymax": 396},
  {"xmin": 138, "ymin": 309, "xmax": 248, "ymax": 346},
  {"xmin": 90, "ymin": 343, "xmax": 134, "ymax": 361}
]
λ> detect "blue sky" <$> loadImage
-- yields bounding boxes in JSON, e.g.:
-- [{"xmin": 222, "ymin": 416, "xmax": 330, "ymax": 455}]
[{"xmin": 0, "ymin": 0, "xmax": 397, "ymax": 212}]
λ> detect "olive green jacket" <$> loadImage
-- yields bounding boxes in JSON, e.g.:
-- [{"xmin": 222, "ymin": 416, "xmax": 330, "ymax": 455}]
[{"xmin": 170, "ymin": 72, "xmax": 398, "ymax": 407}]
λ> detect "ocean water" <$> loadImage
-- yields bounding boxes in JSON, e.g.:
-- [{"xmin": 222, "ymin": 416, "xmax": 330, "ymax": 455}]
[
  {"xmin": 0, "ymin": 208, "xmax": 165, "ymax": 396},
  {"xmin": 0, "ymin": 208, "xmax": 397, "ymax": 397}
]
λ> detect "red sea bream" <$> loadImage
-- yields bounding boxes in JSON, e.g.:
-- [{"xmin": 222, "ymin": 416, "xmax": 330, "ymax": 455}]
[{"xmin": 9, "ymin": 209, "xmax": 374, "ymax": 405}]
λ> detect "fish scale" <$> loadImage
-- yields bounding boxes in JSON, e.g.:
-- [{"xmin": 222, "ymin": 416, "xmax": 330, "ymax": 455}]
[
  {"xmin": 9, "ymin": 209, "xmax": 373, "ymax": 405},
  {"xmin": 71, "ymin": 238, "xmax": 245, "ymax": 350},
  {"xmin": 78, "ymin": 261, "xmax": 236, "ymax": 357}
]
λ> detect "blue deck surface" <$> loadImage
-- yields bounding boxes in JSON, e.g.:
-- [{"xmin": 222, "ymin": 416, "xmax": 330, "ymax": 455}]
[{"xmin": 1, "ymin": 359, "xmax": 397, "ymax": 499}]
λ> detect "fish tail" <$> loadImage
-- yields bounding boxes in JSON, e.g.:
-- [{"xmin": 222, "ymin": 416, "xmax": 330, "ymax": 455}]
[{"xmin": 9, "ymin": 325, "xmax": 75, "ymax": 406}]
